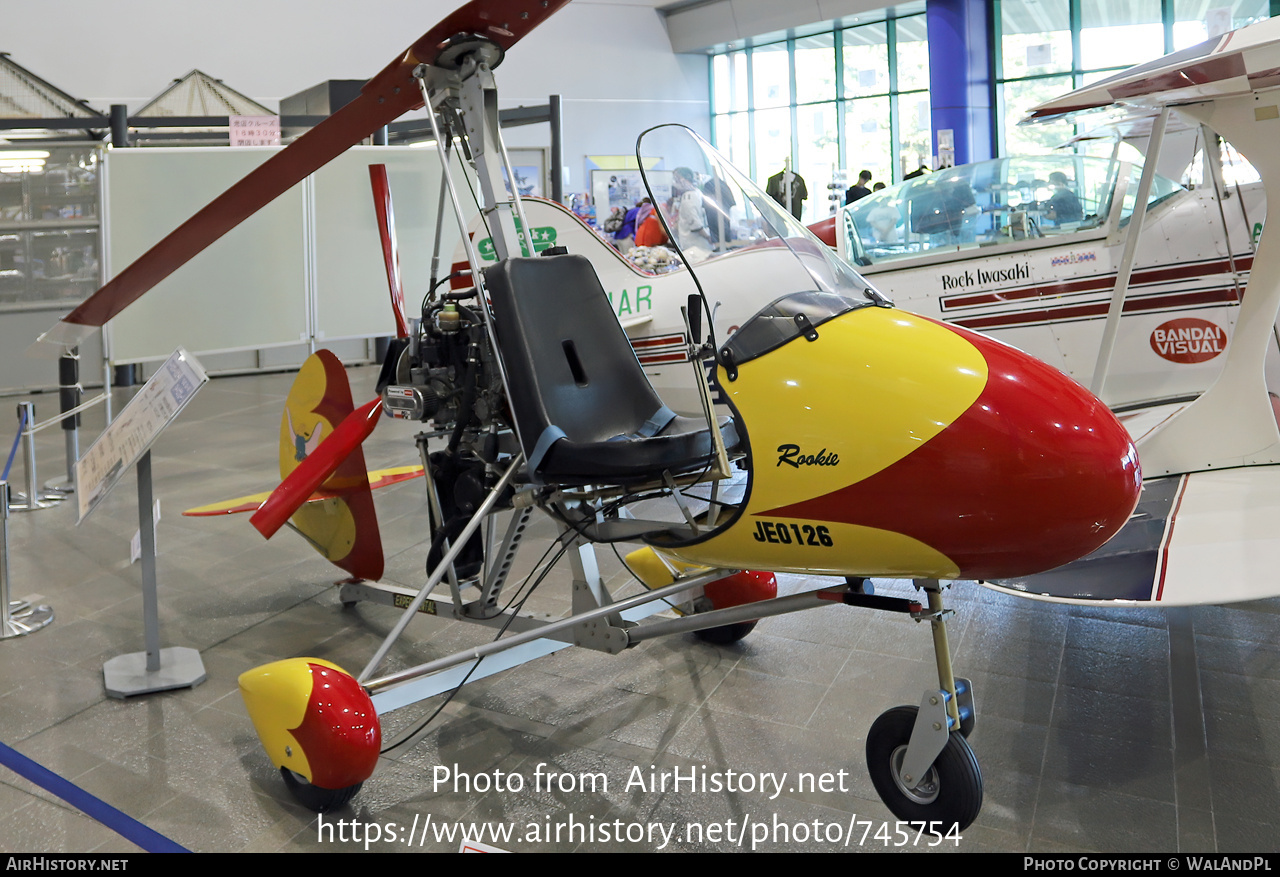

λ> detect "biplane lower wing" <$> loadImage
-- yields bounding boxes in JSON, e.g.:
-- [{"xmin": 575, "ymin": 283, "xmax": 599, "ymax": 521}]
[
  {"xmin": 987, "ymin": 16, "xmax": 1280, "ymax": 608},
  {"xmin": 986, "ymin": 466, "xmax": 1280, "ymax": 606}
]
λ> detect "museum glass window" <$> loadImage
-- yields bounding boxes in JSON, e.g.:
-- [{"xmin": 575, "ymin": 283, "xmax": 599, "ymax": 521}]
[{"xmin": 708, "ymin": 3, "xmax": 930, "ymax": 225}]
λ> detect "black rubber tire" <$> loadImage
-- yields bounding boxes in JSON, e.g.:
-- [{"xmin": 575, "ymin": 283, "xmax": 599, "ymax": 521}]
[
  {"xmin": 694, "ymin": 619, "xmax": 758, "ymax": 645},
  {"xmin": 865, "ymin": 705, "xmax": 982, "ymax": 833},
  {"xmin": 281, "ymin": 767, "xmax": 361, "ymax": 812}
]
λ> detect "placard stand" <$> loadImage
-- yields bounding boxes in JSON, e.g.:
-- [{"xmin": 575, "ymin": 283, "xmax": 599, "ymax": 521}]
[
  {"xmin": 102, "ymin": 450, "xmax": 206, "ymax": 697},
  {"xmin": 78, "ymin": 348, "xmax": 209, "ymax": 697}
]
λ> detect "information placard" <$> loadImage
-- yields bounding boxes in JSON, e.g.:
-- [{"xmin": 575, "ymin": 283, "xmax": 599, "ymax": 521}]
[
  {"xmin": 230, "ymin": 115, "xmax": 281, "ymax": 147},
  {"xmin": 77, "ymin": 348, "xmax": 208, "ymax": 522}
]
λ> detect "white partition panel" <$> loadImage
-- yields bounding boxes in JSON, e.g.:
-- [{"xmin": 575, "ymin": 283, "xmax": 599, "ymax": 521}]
[
  {"xmin": 312, "ymin": 146, "xmax": 477, "ymax": 341},
  {"xmin": 102, "ymin": 145, "xmax": 481, "ymax": 364},
  {"xmin": 104, "ymin": 147, "xmax": 309, "ymax": 363}
]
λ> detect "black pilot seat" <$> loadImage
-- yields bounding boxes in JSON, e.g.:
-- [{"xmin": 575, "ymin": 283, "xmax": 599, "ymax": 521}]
[{"xmin": 484, "ymin": 254, "xmax": 737, "ymax": 487}]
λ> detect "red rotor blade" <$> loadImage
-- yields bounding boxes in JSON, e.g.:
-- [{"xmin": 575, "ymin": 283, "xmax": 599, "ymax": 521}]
[
  {"xmin": 250, "ymin": 397, "xmax": 383, "ymax": 539},
  {"xmin": 45, "ymin": 0, "xmax": 570, "ymax": 346},
  {"xmin": 369, "ymin": 164, "xmax": 410, "ymax": 338}
]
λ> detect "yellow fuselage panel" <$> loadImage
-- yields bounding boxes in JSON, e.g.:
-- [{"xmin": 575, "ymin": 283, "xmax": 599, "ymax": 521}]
[
  {"xmin": 668, "ymin": 519, "xmax": 961, "ymax": 578},
  {"xmin": 666, "ymin": 307, "xmax": 985, "ymax": 578}
]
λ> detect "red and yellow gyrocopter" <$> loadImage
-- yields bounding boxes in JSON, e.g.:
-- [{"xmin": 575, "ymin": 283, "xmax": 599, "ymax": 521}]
[{"xmin": 41, "ymin": 0, "xmax": 1141, "ymax": 831}]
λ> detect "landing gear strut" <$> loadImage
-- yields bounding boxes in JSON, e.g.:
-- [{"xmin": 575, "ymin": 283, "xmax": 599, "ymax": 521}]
[{"xmin": 864, "ymin": 580, "xmax": 982, "ymax": 832}]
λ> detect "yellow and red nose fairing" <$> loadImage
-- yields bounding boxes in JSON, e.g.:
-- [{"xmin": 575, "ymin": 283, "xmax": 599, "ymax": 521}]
[
  {"xmin": 664, "ymin": 306, "xmax": 1141, "ymax": 580},
  {"xmin": 239, "ymin": 658, "xmax": 380, "ymax": 789}
]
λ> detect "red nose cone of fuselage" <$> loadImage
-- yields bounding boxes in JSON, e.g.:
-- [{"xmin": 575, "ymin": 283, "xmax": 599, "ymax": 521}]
[
  {"xmin": 933, "ymin": 325, "xmax": 1142, "ymax": 578},
  {"xmin": 767, "ymin": 322, "xmax": 1142, "ymax": 580}
]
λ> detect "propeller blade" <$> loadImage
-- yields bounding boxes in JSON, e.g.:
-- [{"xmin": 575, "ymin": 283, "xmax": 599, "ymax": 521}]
[
  {"xmin": 369, "ymin": 164, "xmax": 410, "ymax": 338},
  {"xmin": 250, "ymin": 397, "xmax": 383, "ymax": 539},
  {"xmin": 41, "ymin": 0, "xmax": 571, "ymax": 349}
]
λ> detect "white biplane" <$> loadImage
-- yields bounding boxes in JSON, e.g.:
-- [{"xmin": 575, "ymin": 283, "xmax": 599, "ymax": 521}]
[{"xmin": 458, "ymin": 113, "xmax": 1268, "ymax": 421}]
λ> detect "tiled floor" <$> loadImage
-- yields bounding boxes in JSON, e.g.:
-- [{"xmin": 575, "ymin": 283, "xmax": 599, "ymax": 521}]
[{"xmin": 1, "ymin": 364, "xmax": 1278, "ymax": 853}]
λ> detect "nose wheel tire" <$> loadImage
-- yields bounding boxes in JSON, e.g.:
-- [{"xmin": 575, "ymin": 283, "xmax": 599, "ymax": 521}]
[
  {"xmin": 865, "ymin": 705, "xmax": 982, "ymax": 832},
  {"xmin": 281, "ymin": 767, "xmax": 362, "ymax": 812}
]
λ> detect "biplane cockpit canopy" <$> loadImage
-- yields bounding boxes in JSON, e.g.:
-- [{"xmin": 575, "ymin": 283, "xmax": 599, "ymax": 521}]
[{"xmin": 841, "ymin": 154, "xmax": 1184, "ymax": 267}]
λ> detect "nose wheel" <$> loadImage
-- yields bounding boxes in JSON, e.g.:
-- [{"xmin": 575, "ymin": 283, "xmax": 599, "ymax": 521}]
[
  {"xmin": 863, "ymin": 580, "xmax": 982, "ymax": 833},
  {"xmin": 280, "ymin": 768, "xmax": 364, "ymax": 813},
  {"xmin": 865, "ymin": 705, "xmax": 982, "ymax": 831}
]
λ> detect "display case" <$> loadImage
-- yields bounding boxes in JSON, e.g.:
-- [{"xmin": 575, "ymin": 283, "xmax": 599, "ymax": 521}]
[{"xmin": 0, "ymin": 145, "xmax": 102, "ymax": 306}]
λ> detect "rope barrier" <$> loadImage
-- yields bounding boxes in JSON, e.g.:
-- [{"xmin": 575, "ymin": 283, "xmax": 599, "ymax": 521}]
[
  {"xmin": 23, "ymin": 393, "xmax": 107, "ymax": 435},
  {"xmin": 0, "ymin": 739, "xmax": 189, "ymax": 853}
]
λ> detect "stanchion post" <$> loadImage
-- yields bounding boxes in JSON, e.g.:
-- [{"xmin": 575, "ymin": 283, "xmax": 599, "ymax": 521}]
[
  {"xmin": 14, "ymin": 402, "xmax": 64, "ymax": 512},
  {"xmin": 1, "ymin": 483, "xmax": 9, "ymax": 632},
  {"xmin": 0, "ymin": 481, "xmax": 54, "ymax": 638},
  {"xmin": 137, "ymin": 451, "xmax": 160, "ymax": 673},
  {"xmin": 45, "ymin": 349, "xmax": 80, "ymax": 494},
  {"xmin": 22, "ymin": 403, "xmax": 37, "ymax": 509},
  {"xmin": 61, "ymin": 349, "xmax": 80, "ymax": 480}
]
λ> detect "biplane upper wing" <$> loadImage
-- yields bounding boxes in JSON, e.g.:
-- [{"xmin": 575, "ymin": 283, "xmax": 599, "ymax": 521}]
[{"xmin": 1025, "ymin": 18, "xmax": 1280, "ymax": 122}]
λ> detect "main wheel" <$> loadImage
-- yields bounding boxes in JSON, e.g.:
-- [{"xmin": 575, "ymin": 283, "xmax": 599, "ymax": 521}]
[
  {"xmin": 865, "ymin": 706, "xmax": 982, "ymax": 832},
  {"xmin": 695, "ymin": 619, "xmax": 757, "ymax": 645},
  {"xmin": 694, "ymin": 570, "xmax": 775, "ymax": 645},
  {"xmin": 281, "ymin": 767, "xmax": 362, "ymax": 812}
]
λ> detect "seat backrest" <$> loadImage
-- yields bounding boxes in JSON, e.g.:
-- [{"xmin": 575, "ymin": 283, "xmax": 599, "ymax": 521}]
[{"xmin": 484, "ymin": 254, "xmax": 669, "ymax": 458}]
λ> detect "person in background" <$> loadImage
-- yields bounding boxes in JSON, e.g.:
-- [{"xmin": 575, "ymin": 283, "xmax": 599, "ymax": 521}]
[
  {"xmin": 845, "ymin": 169, "xmax": 873, "ymax": 205},
  {"xmin": 635, "ymin": 197, "xmax": 655, "ymax": 229},
  {"xmin": 1044, "ymin": 171, "xmax": 1083, "ymax": 224},
  {"xmin": 864, "ymin": 184, "xmax": 901, "ymax": 243},
  {"xmin": 701, "ymin": 172, "xmax": 736, "ymax": 246},
  {"xmin": 613, "ymin": 199, "xmax": 645, "ymax": 251},
  {"xmin": 766, "ymin": 166, "xmax": 808, "ymax": 219},
  {"xmin": 672, "ymin": 166, "xmax": 714, "ymax": 261},
  {"xmin": 634, "ymin": 204, "xmax": 668, "ymax": 247}
]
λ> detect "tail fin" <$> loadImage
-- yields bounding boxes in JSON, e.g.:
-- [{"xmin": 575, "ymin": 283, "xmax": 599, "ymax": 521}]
[{"xmin": 277, "ymin": 351, "xmax": 384, "ymax": 580}]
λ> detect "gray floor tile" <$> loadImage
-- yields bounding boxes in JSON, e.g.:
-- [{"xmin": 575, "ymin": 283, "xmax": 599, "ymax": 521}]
[{"xmin": 0, "ymin": 366, "xmax": 1277, "ymax": 852}]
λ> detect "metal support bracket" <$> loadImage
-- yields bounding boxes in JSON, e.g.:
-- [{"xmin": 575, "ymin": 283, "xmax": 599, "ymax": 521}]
[{"xmin": 898, "ymin": 688, "xmax": 953, "ymax": 792}]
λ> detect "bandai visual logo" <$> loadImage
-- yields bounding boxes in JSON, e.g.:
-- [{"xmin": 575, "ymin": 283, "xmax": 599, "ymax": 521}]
[{"xmin": 1150, "ymin": 317, "xmax": 1227, "ymax": 364}]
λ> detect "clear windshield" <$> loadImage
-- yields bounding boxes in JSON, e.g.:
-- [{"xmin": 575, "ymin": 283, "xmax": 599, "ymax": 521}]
[{"xmin": 635, "ymin": 124, "xmax": 887, "ymax": 363}]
